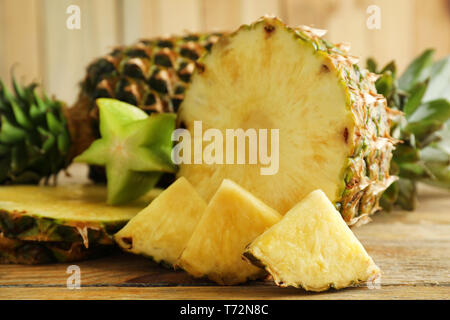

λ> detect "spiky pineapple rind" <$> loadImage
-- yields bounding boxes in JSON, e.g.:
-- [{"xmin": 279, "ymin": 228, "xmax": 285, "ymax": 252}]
[
  {"xmin": 0, "ymin": 209, "xmax": 120, "ymax": 246},
  {"xmin": 0, "ymin": 233, "xmax": 113, "ymax": 264},
  {"xmin": 242, "ymin": 249, "xmax": 378, "ymax": 292}
]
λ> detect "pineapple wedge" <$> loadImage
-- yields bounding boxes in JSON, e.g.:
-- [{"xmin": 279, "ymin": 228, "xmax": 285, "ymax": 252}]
[
  {"xmin": 178, "ymin": 179, "xmax": 282, "ymax": 285},
  {"xmin": 114, "ymin": 177, "xmax": 207, "ymax": 266},
  {"xmin": 243, "ymin": 190, "xmax": 381, "ymax": 291}
]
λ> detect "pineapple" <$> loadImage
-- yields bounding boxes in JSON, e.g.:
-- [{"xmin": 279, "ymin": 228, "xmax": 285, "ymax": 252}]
[
  {"xmin": 0, "ymin": 78, "xmax": 71, "ymax": 184},
  {"xmin": 0, "ymin": 184, "xmax": 157, "ymax": 247},
  {"xmin": 243, "ymin": 190, "xmax": 381, "ymax": 291},
  {"xmin": 74, "ymin": 33, "xmax": 222, "ymax": 183},
  {"xmin": 178, "ymin": 17, "xmax": 397, "ymax": 226},
  {"xmin": 115, "ymin": 177, "xmax": 207, "ymax": 266},
  {"xmin": 0, "ymin": 233, "xmax": 112, "ymax": 265},
  {"xmin": 178, "ymin": 179, "xmax": 281, "ymax": 285}
]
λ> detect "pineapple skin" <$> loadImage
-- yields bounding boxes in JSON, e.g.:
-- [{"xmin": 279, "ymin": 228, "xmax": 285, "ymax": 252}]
[
  {"xmin": 243, "ymin": 190, "xmax": 381, "ymax": 292},
  {"xmin": 0, "ymin": 185, "xmax": 154, "ymax": 247},
  {"xmin": 0, "ymin": 233, "xmax": 112, "ymax": 265},
  {"xmin": 70, "ymin": 33, "xmax": 222, "ymax": 178},
  {"xmin": 178, "ymin": 17, "xmax": 397, "ymax": 226}
]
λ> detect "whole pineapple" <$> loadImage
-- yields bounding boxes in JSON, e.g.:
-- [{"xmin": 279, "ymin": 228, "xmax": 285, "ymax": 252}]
[{"xmin": 73, "ymin": 33, "xmax": 222, "ymax": 182}]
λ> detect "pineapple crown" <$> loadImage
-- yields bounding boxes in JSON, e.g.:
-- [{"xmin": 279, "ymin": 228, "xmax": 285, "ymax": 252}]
[
  {"xmin": 0, "ymin": 76, "xmax": 71, "ymax": 184},
  {"xmin": 367, "ymin": 50, "xmax": 450, "ymax": 210}
]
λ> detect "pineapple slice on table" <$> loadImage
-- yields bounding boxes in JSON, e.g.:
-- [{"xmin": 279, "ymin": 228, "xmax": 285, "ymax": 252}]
[
  {"xmin": 114, "ymin": 177, "xmax": 207, "ymax": 266},
  {"xmin": 178, "ymin": 17, "xmax": 397, "ymax": 226},
  {"xmin": 243, "ymin": 190, "xmax": 381, "ymax": 292},
  {"xmin": 178, "ymin": 179, "xmax": 282, "ymax": 285},
  {"xmin": 0, "ymin": 185, "xmax": 156, "ymax": 247}
]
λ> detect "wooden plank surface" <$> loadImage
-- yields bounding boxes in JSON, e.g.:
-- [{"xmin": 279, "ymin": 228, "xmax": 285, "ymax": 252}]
[{"xmin": 0, "ymin": 165, "xmax": 448, "ymax": 300}]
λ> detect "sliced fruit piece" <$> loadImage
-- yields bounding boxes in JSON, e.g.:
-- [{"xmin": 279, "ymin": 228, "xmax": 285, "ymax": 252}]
[
  {"xmin": 243, "ymin": 190, "xmax": 381, "ymax": 292},
  {"xmin": 178, "ymin": 17, "xmax": 396, "ymax": 225},
  {"xmin": 178, "ymin": 179, "xmax": 282, "ymax": 285},
  {"xmin": 0, "ymin": 185, "xmax": 159, "ymax": 247},
  {"xmin": 74, "ymin": 98, "xmax": 176, "ymax": 205},
  {"xmin": 115, "ymin": 177, "xmax": 207, "ymax": 266},
  {"xmin": 0, "ymin": 233, "xmax": 112, "ymax": 265}
]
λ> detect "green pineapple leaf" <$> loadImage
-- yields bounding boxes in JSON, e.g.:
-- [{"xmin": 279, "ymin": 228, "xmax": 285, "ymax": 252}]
[{"xmin": 398, "ymin": 49, "xmax": 434, "ymax": 92}]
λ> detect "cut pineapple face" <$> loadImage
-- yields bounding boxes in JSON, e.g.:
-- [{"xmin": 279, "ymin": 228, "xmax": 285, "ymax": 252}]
[
  {"xmin": 244, "ymin": 190, "xmax": 380, "ymax": 291},
  {"xmin": 178, "ymin": 19, "xmax": 354, "ymax": 214},
  {"xmin": 115, "ymin": 177, "xmax": 207, "ymax": 266},
  {"xmin": 178, "ymin": 179, "xmax": 282, "ymax": 285}
]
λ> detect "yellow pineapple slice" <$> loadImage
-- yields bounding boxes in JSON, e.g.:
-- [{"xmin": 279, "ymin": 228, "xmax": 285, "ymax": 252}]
[
  {"xmin": 244, "ymin": 190, "xmax": 381, "ymax": 291},
  {"xmin": 178, "ymin": 179, "xmax": 282, "ymax": 285},
  {"xmin": 114, "ymin": 177, "xmax": 207, "ymax": 266}
]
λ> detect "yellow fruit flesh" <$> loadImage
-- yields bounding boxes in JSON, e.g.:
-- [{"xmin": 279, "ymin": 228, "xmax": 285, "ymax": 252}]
[
  {"xmin": 178, "ymin": 21, "xmax": 354, "ymax": 214},
  {"xmin": 114, "ymin": 177, "xmax": 207, "ymax": 265},
  {"xmin": 0, "ymin": 185, "xmax": 158, "ymax": 223},
  {"xmin": 178, "ymin": 179, "xmax": 282, "ymax": 285},
  {"xmin": 244, "ymin": 190, "xmax": 380, "ymax": 291}
]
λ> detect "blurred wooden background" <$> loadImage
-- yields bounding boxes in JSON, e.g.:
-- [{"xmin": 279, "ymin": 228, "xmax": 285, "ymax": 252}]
[{"xmin": 0, "ymin": 0, "xmax": 449, "ymax": 105}]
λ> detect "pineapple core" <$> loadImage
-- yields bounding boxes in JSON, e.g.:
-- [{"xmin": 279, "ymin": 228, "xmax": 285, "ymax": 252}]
[
  {"xmin": 178, "ymin": 179, "xmax": 282, "ymax": 285},
  {"xmin": 244, "ymin": 190, "xmax": 381, "ymax": 291},
  {"xmin": 115, "ymin": 177, "xmax": 207, "ymax": 266}
]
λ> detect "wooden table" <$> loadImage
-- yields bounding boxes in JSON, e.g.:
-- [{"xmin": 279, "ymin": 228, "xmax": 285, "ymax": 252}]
[{"xmin": 0, "ymin": 179, "xmax": 448, "ymax": 300}]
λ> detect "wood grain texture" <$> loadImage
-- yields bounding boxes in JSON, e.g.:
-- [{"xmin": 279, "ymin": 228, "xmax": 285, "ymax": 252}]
[{"xmin": 0, "ymin": 166, "xmax": 448, "ymax": 300}]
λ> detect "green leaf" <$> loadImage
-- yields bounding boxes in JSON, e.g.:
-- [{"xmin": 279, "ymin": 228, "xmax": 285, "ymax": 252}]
[
  {"xmin": 46, "ymin": 112, "xmax": 63, "ymax": 134},
  {"xmin": 366, "ymin": 58, "xmax": 378, "ymax": 73},
  {"xmin": 423, "ymin": 55, "xmax": 450, "ymax": 102},
  {"xmin": 398, "ymin": 49, "xmax": 434, "ymax": 92},
  {"xmin": 404, "ymin": 81, "xmax": 428, "ymax": 117},
  {"xmin": 0, "ymin": 117, "xmax": 27, "ymax": 143},
  {"xmin": 408, "ymin": 99, "xmax": 450, "ymax": 124},
  {"xmin": 11, "ymin": 100, "xmax": 33, "ymax": 130},
  {"xmin": 375, "ymin": 72, "xmax": 394, "ymax": 97}
]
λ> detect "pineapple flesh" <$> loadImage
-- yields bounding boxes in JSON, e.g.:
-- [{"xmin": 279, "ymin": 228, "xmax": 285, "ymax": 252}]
[
  {"xmin": 0, "ymin": 185, "xmax": 157, "ymax": 247},
  {"xmin": 178, "ymin": 17, "xmax": 396, "ymax": 225},
  {"xmin": 115, "ymin": 177, "xmax": 207, "ymax": 266},
  {"xmin": 244, "ymin": 190, "xmax": 381, "ymax": 291},
  {"xmin": 178, "ymin": 179, "xmax": 282, "ymax": 285}
]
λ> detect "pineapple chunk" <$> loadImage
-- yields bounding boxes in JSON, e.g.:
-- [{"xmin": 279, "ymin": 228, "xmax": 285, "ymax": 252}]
[
  {"xmin": 244, "ymin": 190, "xmax": 381, "ymax": 291},
  {"xmin": 178, "ymin": 179, "xmax": 282, "ymax": 285},
  {"xmin": 115, "ymin": 177, "xmax": 207, "ymax": 266}
]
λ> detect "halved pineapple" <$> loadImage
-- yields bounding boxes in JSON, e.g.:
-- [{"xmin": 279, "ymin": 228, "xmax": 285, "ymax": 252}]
[
  {"xmin": 0, "ymin": 185, "xmax": 156, "ymax": 247},
  {"xmin": 177, "ymin": 179, "xmax": 281, "ymax": 285},
  {"xmin": 114, "ymin": 177, "xmax": 207, "ymax": 266},
  {"xmin": 178, "ymin": 17, "xmax": 396, "ymax": 225},
  {"xmin": 243, "ymin": 190, "xmax": 381, "ymax": 291}
]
